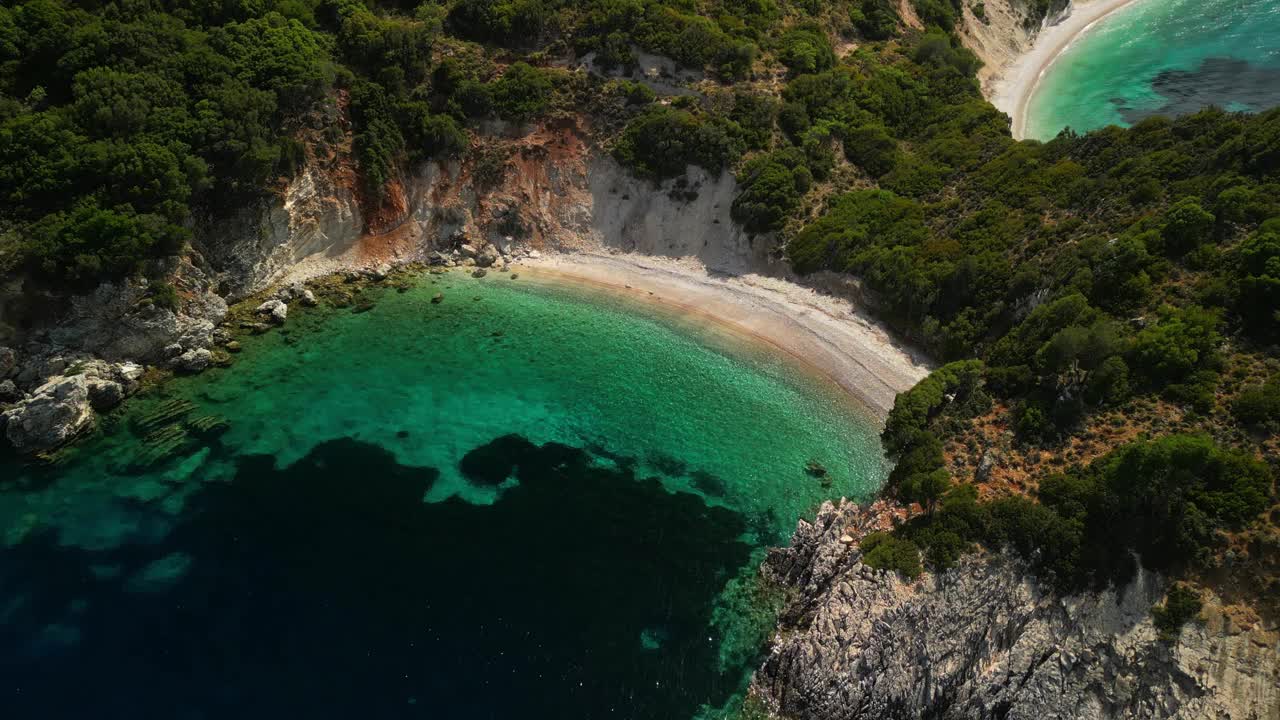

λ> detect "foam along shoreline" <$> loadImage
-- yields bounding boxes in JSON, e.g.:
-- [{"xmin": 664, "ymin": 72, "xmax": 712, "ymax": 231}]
[
  {"xmin": 993, "ymin": 0, "xmax": 1144, "ymax": 140},
  {"xmin": 517, "ymin": 252, "xmax": 931, "ymax": 418}
]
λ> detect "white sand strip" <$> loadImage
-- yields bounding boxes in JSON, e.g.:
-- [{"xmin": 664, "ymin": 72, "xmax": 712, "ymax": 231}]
[
  {"xmin": 992, "ymin": 0, "xmax": 1144, "ymax": 139},
  {"xmin": 519, "ymin": 252, "xmax": 931, "ymax": 418}
]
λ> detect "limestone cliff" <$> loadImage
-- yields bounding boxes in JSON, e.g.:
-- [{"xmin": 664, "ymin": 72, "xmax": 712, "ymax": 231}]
[
  {"xmin": 750, "ymin": 501, "xmax": 1280, "ymax": 720},
  {"xmin": 191, "ymin": 118, "xmax": 774, "ymax": 296},
  {"xmin": 961, "ymin": 0, "xmax": 1072, "ymax": 96}
]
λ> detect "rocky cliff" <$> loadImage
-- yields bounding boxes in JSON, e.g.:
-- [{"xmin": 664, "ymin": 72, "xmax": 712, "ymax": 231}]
[
  {"xmin": 961, "ymin": 0, "xmax": 1073, "ymax": 96},
  {"xmin": 750, "ymin": 500, "xmax": 1280, "ymax": 720},
  {"xmin": 0, "ymin": 115, "xmax": 776, "ymax": 453}
]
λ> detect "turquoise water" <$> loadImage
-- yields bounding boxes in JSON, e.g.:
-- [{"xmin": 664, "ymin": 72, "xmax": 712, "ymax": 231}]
[
  {"xmin": 1025, "ymin": 0, "xmax": 1280, "ymax": 140},
  {"xmin": 0, "ymin": 270, "xmax": 886, "ymax": 718}
]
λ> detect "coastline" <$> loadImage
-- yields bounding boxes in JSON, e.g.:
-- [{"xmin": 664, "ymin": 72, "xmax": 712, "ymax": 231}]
[
  {"xmin": 515, "ymin": 252, "xmax": 931, "ymax": 418},
  {"xmin": 992, "ymin": 0, "xmax": 1143, "ymax": 139}
]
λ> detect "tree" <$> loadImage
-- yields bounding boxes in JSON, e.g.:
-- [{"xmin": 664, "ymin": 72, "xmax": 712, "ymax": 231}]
[
  {"xmin": 844, "ymin": 124, "xmax": 898, "ymax": 177},
  {"xmin": 853, "ymin": 0, "xmax": 900, "ymax": 40},
  {"xmin": 732, "ymin": 149, "xmax": 811, "ymax": 233},
  {"xmin": 1129, "ymin": 307, "xmax": 1221, "ymax": 388},
  {"xmin": 490, "ymin": 62, "xmax": 555, "ymax": 121},
  {"xmin": 1161, "ymin": 197, "xmax": 1215, "ymax": 255},
  {"xmin": 1232, "ymin": 377, "xmax": 1280, "ymax": 431},
  {"xmin": 1234, "ymin": 220, "xmax": 1280, "ymax": 338}
]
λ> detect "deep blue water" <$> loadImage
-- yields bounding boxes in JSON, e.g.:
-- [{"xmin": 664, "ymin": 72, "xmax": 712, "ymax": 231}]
[{"xmin": 3, "ymin": 438, "xmax": 752, "ymax": 718}]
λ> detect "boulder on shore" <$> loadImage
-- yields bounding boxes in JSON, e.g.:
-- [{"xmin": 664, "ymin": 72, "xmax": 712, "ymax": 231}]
[
  {"xmin": 2, "ymin": 375, "xmax": 95, "ymax": 453},
  {"xmin": 86, "ymin": 377, "xmax": 126, "ymax": 410},
  {"xmin": 256, "ymin": 299, "xmax": 288, "ymax": 324},
  {"xmin": 172, "ymin": 348, "xmax": 212, "ymax": 373}
]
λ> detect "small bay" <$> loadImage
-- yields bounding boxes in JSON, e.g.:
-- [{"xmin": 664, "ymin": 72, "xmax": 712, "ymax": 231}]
[{"xmin": 0, "ymin": 270, "xmax": 886, "ymax": 718}]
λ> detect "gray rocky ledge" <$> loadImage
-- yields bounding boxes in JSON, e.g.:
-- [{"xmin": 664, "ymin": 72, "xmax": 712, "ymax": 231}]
[{"xmin": 751, "ymin": 501, "xmax": 1280, "ymax": 720}]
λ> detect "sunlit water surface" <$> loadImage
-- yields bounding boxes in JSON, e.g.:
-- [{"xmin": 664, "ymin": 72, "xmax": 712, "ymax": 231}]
[
  {"xmin": 1026, "ymin": 0, "xmax": 1280, "ymax": 139},
  {"xmin": 0, "ymin": 271, "xmax": 887, "ymax": 719}
]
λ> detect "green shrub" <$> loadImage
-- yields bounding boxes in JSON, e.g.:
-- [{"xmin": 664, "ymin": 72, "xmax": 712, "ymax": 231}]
[
  {"xmin": 1151, "ymin": 584, "xmax": 1203, "ymax": 642},
  {"xmin": 614, "ymin": 106, "xmax": 744, "ymax": 181},
  {"xmin": 490, "ymin": 62, "xmax": 555, "ymax": 121},
  {"xmin": 843, "ymin": 124, "xmax": 898, "ymax": 177},
  {"xmin": 852, "ymin": 0, "xmax": 900, "ymax": 40},
  {"xmin": 732, "ymin": 149, "xmax": 812, "ymax": 233},
  {"xmin": 861, "ymin": 532, "xmax": 923, "ymax": 579},
  {"xmin": 1232, "ymin": 377, "xmax": 1280, "ymax": 431},
  {"xmin": 151, "ymin": 282, "xmax": 181, "ymax": 312}
]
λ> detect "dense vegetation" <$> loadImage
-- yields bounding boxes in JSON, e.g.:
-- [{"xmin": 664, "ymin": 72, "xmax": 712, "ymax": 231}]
[{"xmin": 1, "ymin": 0, "xmax": 1276, "ymax": 608}]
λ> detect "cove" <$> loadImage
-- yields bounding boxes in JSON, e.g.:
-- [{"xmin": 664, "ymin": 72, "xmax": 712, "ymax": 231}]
[
  {"xmin": 1025, "ymin": 0, "xmax": 1280, "ymax": 140},
  {"xmin": 0, "ymin": 269, "xmax": 887, "ymax": 718}
]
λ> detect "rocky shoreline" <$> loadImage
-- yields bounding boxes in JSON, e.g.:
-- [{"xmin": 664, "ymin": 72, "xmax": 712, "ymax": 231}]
[
  {"xmin": 1, "ymin": 105, "xmax": 1276, "ymax": 720},
  {"xmin": 749, "ymin": 500, "xmax": 1280, "ymax": 720}
]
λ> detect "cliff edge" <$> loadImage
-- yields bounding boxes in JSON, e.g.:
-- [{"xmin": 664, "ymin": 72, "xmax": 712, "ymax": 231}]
[{"xmin": 751, "ymin": 501, "xmax": 1280, "ymax": 720}]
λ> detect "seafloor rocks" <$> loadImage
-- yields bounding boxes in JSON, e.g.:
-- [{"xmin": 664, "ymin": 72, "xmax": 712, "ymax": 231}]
[
  {"xmin": 256, "ymin": 299, "xmax": 289, "ymax": 324},
  {"xmin": 750, "ymin": 501, "xmax": 1280, "ymax": 720},
  {"xmin": 2, "ymin": 374, "xmax": 95, "ymax": 453},
  {"xmin": 0, "ymin": 379, "xmax": 21, "ymax": 403}
]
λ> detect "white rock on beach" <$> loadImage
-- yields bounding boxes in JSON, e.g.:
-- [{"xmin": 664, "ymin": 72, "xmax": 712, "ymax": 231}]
[
  {"xmin": 256, "ymin": 299, "xmax": 288, "ymax": 324},
  {"xmin": 2, "ymin": 374, "xmax": 95, "ymax": 453},
  {"xmin": 172, "ymin": 348, "xmax": 212, "ymax": 373}
]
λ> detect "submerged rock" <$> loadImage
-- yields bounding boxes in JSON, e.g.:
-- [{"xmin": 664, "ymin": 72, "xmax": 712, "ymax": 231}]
[
  {"xmin": 472, "ymin": 268, "xmax": 488, "ymax": 278},
  {"xmin": 2, "ymin": 375, "xmax": 95, "ymax": 453},
  {"xmin": 431, "ymin": 292, "xmax": 444, "ymax": 304}
]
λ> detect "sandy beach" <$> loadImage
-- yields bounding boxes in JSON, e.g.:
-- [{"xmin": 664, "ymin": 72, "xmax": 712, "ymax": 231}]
[
  {"xmin": 992, "ymin": 0, "xmax": 1143, "ymax": 139},
  {"xmin": 517, "ymin": 252, "xmax": 931, "ymax": 417}
]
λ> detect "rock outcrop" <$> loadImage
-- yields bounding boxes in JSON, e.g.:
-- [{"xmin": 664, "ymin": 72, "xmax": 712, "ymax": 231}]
[
  {"xmin": 960, "ymin": 0, "xmax": 1072, "ymax": 97},
  {"xmin": 256, "ymin": 299, "xmax": 289, "ymax": 325},
  {"xmin": 752, "ymin": 501, "xmax": 1280, "ymax": 720},
  {"xmin": 2, "ymin": 374, "xmax": 95, "ymax": 453},
  {"xmin": 46, "ymin": 257, "xmax": 227, "ymax": 363}
]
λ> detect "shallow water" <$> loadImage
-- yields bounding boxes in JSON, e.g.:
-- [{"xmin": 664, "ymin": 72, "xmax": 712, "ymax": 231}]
[
  {"xmin": 0, "ymin": 271, "xmax": 886, "ymax": 718},
  {"xmin": 1025, "ymin": 0, "xmax": 1280, "ymax": 140}
]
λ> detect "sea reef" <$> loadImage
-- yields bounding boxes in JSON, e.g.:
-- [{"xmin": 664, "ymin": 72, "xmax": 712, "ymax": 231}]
[{"xmin": 750, "ymin": 501, "xmax": 1280, "ymax": 720}]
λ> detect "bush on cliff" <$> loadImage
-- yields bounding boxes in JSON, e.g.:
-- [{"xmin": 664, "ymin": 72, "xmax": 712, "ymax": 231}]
[
  {"xmin": 1151, "ymin": 584, "xmax": 1204, "ymax": 642},
  {"xmin": 860, "ymin": 532, "xmax": 923, "ymax": 579}
]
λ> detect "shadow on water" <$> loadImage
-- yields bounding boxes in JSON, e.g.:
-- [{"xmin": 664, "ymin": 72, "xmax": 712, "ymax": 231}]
[
  {"xmin": 1, "ymin": 437, "xmax": 753, "ymax": 718},
  {"xmin": 1116, "ymin": 57, "xmax": 1280, "ymax": 124}
]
